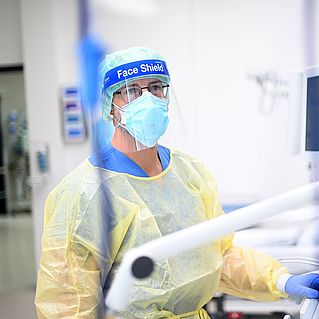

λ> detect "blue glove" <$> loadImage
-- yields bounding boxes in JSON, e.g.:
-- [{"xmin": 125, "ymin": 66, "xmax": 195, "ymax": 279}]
[{"xmin": 285, "ymin": 273, "xmax": 319, "ymax": 299}]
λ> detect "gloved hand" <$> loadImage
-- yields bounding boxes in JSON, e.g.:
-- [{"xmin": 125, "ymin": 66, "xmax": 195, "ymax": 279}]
[{"xmin": 284, "ymin": 273, "xmax": 319, "ymax": 299}]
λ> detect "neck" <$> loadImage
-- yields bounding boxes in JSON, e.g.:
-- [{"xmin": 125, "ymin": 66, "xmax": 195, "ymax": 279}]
[
  {"xmin": 111, "ymin": 132, "xmax": 162, "ymax": 177},
  {"xmin": 125, "ymin": 146, "xmax": 162, "ymax": 177}
]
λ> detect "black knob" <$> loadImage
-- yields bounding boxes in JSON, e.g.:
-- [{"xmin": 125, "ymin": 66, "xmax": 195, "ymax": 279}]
[{"xmin": 131, "ymin": 256, "xmax": 154, "ymax": 279}]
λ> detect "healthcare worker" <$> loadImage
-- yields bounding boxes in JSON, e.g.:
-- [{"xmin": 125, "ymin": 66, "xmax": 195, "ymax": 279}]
[{"xmin": 35, "ymin": 47, "xmax": 319, "ymax": 319}]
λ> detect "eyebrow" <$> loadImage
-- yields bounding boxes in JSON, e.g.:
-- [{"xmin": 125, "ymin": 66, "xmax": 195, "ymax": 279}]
[{"xmin": 127, "ymin": 80, "xmax": 162, "ymax": 87}]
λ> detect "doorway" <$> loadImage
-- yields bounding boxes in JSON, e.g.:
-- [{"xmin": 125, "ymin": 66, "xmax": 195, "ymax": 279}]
[
  {"xmin": 0, "ymin": 65, "xmax": 31, "ymax": 215},
  {"xmin": 0, "ymin": 66, "xmax": 36, "ymax": 318}
]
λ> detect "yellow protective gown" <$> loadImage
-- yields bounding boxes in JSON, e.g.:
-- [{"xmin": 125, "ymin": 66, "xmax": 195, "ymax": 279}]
[{"xmin": 35, "ymin": 149, "xmax": 288, "ymax": 319}]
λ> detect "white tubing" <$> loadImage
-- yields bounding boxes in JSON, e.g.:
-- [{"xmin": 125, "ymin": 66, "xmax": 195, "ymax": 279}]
[
  {"xmin": 106, "ymin": 182, "xmax": 319, "ymax": 312},
  {"xmin": 139, "ymin": 182, "xmax": 319, "ymax": 260},
  {"xmin": 105, "ymin": 251, "xmax": 137, "ymax": 312}
]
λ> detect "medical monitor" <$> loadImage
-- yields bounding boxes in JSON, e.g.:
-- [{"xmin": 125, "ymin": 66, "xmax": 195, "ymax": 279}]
[{"xmin": 302, "ymin": 65, "xmax": 319, "ymax": 160}]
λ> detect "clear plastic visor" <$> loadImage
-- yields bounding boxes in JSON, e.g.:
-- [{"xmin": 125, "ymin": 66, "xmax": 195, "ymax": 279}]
[{"xmin": 110, "ymin": 76, "xmax": 171, "ymax": 153}]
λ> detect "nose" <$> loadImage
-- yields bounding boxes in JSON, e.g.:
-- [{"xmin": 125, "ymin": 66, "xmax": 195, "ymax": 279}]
[{"xmin": 141, "ymin": 87, "xmax": 149, "ymax": 93}]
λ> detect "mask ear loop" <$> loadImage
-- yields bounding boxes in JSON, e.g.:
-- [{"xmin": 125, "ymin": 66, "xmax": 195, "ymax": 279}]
[{"xmin": 112, "ymin": 101, "xmax": 127, "ymax": 129}]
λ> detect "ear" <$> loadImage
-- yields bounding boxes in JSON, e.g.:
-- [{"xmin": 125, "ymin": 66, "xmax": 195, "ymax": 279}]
[{"xmin": 109, "ymin": 107, "xmax": 114, "ymax": 119}]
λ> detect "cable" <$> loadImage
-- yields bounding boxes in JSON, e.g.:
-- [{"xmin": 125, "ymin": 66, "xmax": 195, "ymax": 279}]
[{"xmin": 278, "ymin": 257, "xmax": 319, "ymax": 267}]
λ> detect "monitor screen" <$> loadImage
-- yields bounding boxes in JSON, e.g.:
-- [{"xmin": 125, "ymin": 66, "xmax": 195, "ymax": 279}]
[{"xmin": 305, "ymin": 75, "xmax": 319, "ymax": 152}]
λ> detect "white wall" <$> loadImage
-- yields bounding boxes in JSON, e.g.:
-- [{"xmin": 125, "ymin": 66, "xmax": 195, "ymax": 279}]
[
  {"xmin": 188, "ymin": 0, "xmax": 311, "ymax": 201},
  {"xmin": 10, "ymin": 0, "xmax": 319, "ymax": 265},
  {"xmin": 94, "ymin": 0, "xmax": 315, "ymax": 201},
  {"xmin": 0, "ymin": 0, "xmax": 23, "ymax": 64},
  {"xmin": 20, "ymin": 0, "xmax": 91, "ymax": 265}
]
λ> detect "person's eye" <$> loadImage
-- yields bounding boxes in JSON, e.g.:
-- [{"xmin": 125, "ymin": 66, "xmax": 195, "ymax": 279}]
[
  {"xmin": 150, "ymin": 84, "xmax": 162, "ymax": 92},
  {"xmin": 127, "ymin": 87, "xmax": 141, "ymax": 96}
]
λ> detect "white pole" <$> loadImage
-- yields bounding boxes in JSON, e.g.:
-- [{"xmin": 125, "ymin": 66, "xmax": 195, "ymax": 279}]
[{"xmin": 105, "ymin": 182, "xmax": 319, "ymax": 312}]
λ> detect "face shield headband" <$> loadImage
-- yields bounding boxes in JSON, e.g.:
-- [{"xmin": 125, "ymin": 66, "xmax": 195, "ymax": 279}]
[{"xmin": 103, "ymin": 59, "xmax": 170, "ymax": 92}]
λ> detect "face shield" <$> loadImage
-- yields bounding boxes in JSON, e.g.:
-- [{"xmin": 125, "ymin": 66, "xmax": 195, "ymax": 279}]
[{"xmin": 102, "ymin": 58, "xmax": 186, "ymax": 153}]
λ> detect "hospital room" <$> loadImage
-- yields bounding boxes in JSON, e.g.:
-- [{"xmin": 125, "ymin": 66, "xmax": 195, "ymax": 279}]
[{"xmin": 0, "ymin": 0, "xmax": 319, "ymax": 318}]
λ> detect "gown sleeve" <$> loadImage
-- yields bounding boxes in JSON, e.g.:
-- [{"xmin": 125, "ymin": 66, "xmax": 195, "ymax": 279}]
[
  {"xmin": 190, "ymin": 156, "xmax": 289, "ymax": 302},
  {"xmin": 214, "ymin": 193, "xmax": 289, "ymax": 301},
  {"xmin": 35, "ymin": 164, "xmax": 135, "ymax": 318}
]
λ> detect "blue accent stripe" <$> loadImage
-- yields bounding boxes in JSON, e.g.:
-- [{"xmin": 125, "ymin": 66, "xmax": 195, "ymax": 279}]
[
  {"xmin": 65, "ymin": 103, "xmax": 78, "ymax": 109},
  {"xmin": 66, "ymin": 115, "xmax": 80, "ymax": 123},
  {"xmin": 103, "ymin": 59, "xmax": 170, "ymax": 91},
  {"xmin": 64, "ymin": 88, "xmax": 79, "ymax": 95},
  {"xmin": 68, "ymin": 129, "xmax": 82, "ymax": 136}
]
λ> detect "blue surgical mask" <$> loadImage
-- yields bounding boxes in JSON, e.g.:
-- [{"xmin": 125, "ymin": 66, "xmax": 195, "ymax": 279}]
[{"xmin": 113, "ymin": 92, "xmax": 169, "ymax": 147}]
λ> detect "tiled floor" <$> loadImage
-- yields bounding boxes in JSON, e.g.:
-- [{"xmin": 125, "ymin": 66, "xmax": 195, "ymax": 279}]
[
  {"xmin": 0, "ymin": 288, "xmax": 36, "ymax": 319},
  {"xmin": 0, "ymin": 215, "xmax": 37, "ymax": 319}
]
